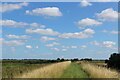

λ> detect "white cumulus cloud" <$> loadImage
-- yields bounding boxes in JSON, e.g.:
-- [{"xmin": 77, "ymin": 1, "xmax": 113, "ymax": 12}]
[
  {"xmin": 0, "ymin": 19, "xmax": 45, "ymax": 28},
  {"xmin": 26, "ymin": 28, "xmax": 60, "ymax": 36},
  {"xmin": 3, "ymin": 40, "xmax": 25, "ymax": 46},
  {"xmin": 80, "ymin": 0, "xmax": 92, "ymax": 7},
  {"xmin": 0, "ymin": 20, "xmax": 28, "ymax": 28},
  {"xmin": 103, "ymin": 41, "xmax": 116, "ymax": 48},
  {"xmin": 6, "ymin": 34, "xmax": 30, "ymax": 39},
  {"xmin": 96, "ymin": 8, "xmax": 118, "ymax": 21},
  {"xmin": 46, "ymin": 42, "xmax": 60, "ymax": 47},
  {"xmin": 40, "ymin": 36, "xmax": 56, "ymax": 42},
  {"xmin": 59, "ymin": 28, "xmax": 95, "ymax": 39},
  {"xmin": 77, "ymin": 18, "xmax": 102, "ymax": 29},
  {"xmin": 102, "ymin": 30, "xmax": 119, "ymax": 34},
  {"xmin": 26, "ymin": 45, "xmax": 32, "ymax": 49},
  {"xmin": 91, "ymin": 41, "xmax": 116, "ymax": 48},
  {"xmin": 26, "ymin": 7, "xmax": 62, "ymax": 17},
  {"xmin": 0, "ymin": 2, "xmax": 28, "ymax": 13}
]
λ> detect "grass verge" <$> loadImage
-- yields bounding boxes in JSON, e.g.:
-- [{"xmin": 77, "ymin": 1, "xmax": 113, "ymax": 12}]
[
  {"xmin": 80, "ymin": 62, "xmax": 119, "ymax": 78},
  {"xmin": 2, "ymin": 63, "xmax": 48, "ymax": 78},
  {"xmin": 61, "ymin": 63, "xmax": 88, "ymax": 78},
  {"xmin": 20, "ymin": 61, "xmax": 71, "ymax": 78}
]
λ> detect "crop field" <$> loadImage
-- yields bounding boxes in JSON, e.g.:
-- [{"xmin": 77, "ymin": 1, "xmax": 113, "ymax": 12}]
[{"xmin": 2, "ymin": 59, "xmax": 120, "ymax": 79}]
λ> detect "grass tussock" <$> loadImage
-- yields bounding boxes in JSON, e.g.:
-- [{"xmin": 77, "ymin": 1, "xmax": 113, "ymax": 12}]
[
  {"xmin": 20, "ymin": 61, "xmax": 71, "ymax": 78},
  {"xmin": 80, "ymin": 62, "xmax": 119, "ymax": 78}
]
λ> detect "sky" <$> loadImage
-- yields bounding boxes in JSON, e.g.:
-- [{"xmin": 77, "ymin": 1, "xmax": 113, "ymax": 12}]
[{"xmin": 0, "ymin": 1, "xmax": 118, "ymax": 59}]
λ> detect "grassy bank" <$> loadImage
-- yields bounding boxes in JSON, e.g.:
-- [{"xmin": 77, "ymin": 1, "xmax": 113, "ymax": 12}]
[
  {"xmin": 80, "ymin": 62, "xmax": 119, "ymax": 78},
  {"xmin": 61, "ymin": 63, "xmax": 88, "ymax": 78},
  {"xmin": 2, "ymin": 63, "xmax": 48, "ymax": 78},
  {"xmin": 20, "ymin": 61, "xmax": 71, "ymax": 78}
]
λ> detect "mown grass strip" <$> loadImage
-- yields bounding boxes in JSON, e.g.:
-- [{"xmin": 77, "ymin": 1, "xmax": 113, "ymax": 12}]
[{"xmin": 61, "ymin": 63, "xmax": 88, "ymax": 78}]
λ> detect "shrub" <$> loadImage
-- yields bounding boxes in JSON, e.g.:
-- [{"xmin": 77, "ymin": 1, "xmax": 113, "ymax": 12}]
[{"xmin": 107, "ymin": 53, "xmax": 120, "ymax": 70}]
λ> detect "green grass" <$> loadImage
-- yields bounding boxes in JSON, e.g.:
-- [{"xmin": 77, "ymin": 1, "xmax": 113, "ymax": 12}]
[{"xmin": 61, "ymin": 63, "xmax": 88, "ymax": 78}]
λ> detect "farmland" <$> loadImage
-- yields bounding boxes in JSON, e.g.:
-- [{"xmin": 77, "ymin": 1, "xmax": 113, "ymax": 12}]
[
  {"xmin": 2, "ymin": 58, "xmax": 120, "ymax": 79},
  {"xmin": 2, "ymin": 59, "xmax": 60, "ymax": 78}
]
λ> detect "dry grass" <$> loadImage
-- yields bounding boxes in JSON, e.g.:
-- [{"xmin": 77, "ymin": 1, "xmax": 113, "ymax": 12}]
[
  {"xmin": 80, "ymin": 62, "xmax": 119, "ymax": 78},
  {"xmin": 2, "ymin": 63, "xmax": 48, "ymax": 78},
  {"xmin": 19, "ymin": 61, "xmax": 71, "ymax": 78}
]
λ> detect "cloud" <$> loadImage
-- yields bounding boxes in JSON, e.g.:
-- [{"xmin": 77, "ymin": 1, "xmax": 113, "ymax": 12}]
[
  {"xmin": 0, "ymin": 20, "xmax": 45, "ymax": 28},
  {"xmin": 40, "ymin": 36, "xmax": 56, "ymax": 42},
  {"xmin": 62, "ymin": 46, "xmax": 70, "ymax": 49},
  {"xmin": 26, "ymin": 45, "xmax": 32, "ymax": 49},
  {"xmin": 51, "ymin": 47, "xmax": 60, "ymax": 51},
  {"xmin": 26, "ymin": 28, "xmax": 60, "ymax": 36},
  {"xmin": 6, "ymin": 34, "xmax": 30, "ymax": 39},
  {"xmin": 30, "ymin": 23, "xmax": 45, "ymax": 28},
  {"xmin": 91, "ymin": 41, "xmax": 116, "ymax": 48},
  {"xmin": 80, "ymin": 45, "xmax": 87, "ymax": 49},
  {"xmin": 71, "ymin": 46, "xmax": 77, "ymax": 48},
  {"xmin": 46, "ymin": 42, "xmax": 60, "ymax": 47},
  {"xmin": 3, "ymin": 40, "xmax": 25, "ymax": 46},
  {"xmin": 91, "ymin": 41, "xmax": 100, "ymax": 46},
  {"xmin": 59, "ymin": 28, "xmax": 95, "ymax": 39},
  {"xmin": 111, "ymin": 31, "xmax": 119, "ymax": 34},
  {"xmin": 77, "ymin": 18, "xmax": 102, "ymax": 29},
  {"xmin": 96, "ymin": 8, "xmax": 118, "ymax": 21},
  {"xmin": 62, "ymin": 49, "xmax": 67, "ymax": 51},
  {"xmin": 103, "ymin": 41, "xmax": 116, "ymax": 48},
  {"xmin": 102, "ymin": 30, "xmax": 119, "ymax": 34},
  {"xmin": 80, "ymin": 0, "xmax": 92, "ymax": 7},
  {"xmin": 26, "ymin": 7, "xmax": 62, "ymax": 17},
  {"xmin": 0, "ymin": 2, "xmax": 28, "ymax": 13},
  {"xmin": 0, "ymin": 20, "xmax": 28, "ymax": 28}
]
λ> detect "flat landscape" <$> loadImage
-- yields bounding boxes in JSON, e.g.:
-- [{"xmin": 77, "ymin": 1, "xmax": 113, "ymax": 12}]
[
  {"xmin": 1, "ymin": 1, "xmax": 120, "ymax": 79},
  {"xmin": 2, "ymin": 59, "xmax": 120, "ymax": 79}
]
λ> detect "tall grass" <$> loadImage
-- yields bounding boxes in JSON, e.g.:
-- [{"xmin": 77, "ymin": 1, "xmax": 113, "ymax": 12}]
[
  {"xmin": 80, "ymin": 62, "xmax": 119, "ymax": 78},
  {"xmin": 20, "ymin": 61, "xmax": 71, "ymax": 78},
  {"xmin": 2, "ymin": 63, "xmax": 48, "ymax": 78}
]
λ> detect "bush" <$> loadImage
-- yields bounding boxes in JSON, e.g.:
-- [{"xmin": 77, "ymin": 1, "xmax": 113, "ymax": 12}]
[{"xmin": 107, "ymin": 53, "xmax": 120, "ymax": 70}]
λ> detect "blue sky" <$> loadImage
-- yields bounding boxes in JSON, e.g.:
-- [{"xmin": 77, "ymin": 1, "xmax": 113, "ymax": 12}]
[{"xmin": 1, "ymin": 1, "xmax": 118, "ymax": 59}]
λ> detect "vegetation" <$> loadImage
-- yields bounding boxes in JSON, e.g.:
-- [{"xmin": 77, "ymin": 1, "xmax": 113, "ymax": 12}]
[
  {"xmin": 20, "ymin": 61, "xmax": 71, "ymax": 78},
  {"xmin": 106, "ymin": 53, "xmax": 120, "ymax": 70},
  {"xmin": 2, "ymin": 59, "xmax": 62, "ymax": 78},
  {"xmin": 61, "ymin": 63, "xmax": 88, "ymax": 78},
  {"xmin": 2, "ymin": 54, "xmax": 120, "ymax": 79},
  {"xmin": 2, "ymin": 59, "xmax": 63, "ymax": 64},
  {"xmin": 2, "ymin": 63, "xmax": 49, "ymax": 78},
  {"xmin": 80, "ymin": 62, "xmax": 119, "ymax": 78}
]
